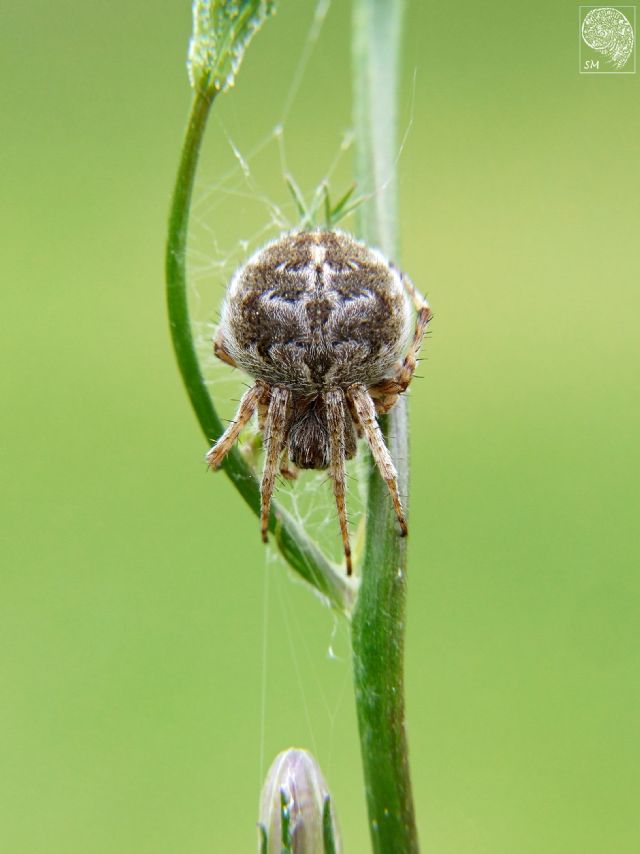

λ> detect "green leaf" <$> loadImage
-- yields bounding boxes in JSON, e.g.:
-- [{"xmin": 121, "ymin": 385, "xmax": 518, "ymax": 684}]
[
  {"xmin": 280, "ymin": 788, "xmax": 292, "ymax": 853},
  {"xmin": 326, "ymin": 183, "xmax": 368, "ymax": 229},
  {"xmin": 284, "ymin": 172, "xmax": 311, "ymax": 225},
  {"xmin": 188, "ymin": 0, "xmax": 276, "ymax": 94},
  {"xmin": 322, "ymin": 182, "xmax": 332, "ymax": 229},
  {"xmin": 322, "ymin": 796, "xmax": 338, "ymax": 854},
  {"xmin": 258, "ymin": 822, "xmax": 268, "ymax": 854}
]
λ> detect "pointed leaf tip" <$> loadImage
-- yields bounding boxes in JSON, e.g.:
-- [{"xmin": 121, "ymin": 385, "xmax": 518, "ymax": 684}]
[{"xmin": 188, "ymin": 0, "xmax": 276, "ymax": 94}]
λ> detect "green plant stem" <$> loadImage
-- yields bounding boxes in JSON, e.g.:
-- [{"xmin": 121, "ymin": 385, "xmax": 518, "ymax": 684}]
[
  {"xmin": 165, "ymin": 88, "xmax": 353, "ymax": 614},
  {"xmin": 350, "ymin": 0, "xmax": 419, "ymax": 851}
]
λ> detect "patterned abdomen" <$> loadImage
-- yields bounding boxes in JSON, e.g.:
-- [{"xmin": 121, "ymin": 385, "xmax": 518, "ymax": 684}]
[{"xmin": 220, "ymin": 230, "xmax": 411, "ymax": 392}]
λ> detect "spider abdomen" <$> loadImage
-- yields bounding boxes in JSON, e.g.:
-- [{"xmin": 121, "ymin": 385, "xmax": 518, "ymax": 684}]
[{"xmin": 219, "ymin": 230, "xmax": 411, "ymax": 392}]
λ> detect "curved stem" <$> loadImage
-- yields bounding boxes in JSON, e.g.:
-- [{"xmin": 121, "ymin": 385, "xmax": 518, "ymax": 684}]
[
  {"xmin": 165, "ymin": 89, "xmax": 353, "ymax": 614},
  {"xmin": 350, "ymin": 0, "xmax": 419, "ymax": 850}
]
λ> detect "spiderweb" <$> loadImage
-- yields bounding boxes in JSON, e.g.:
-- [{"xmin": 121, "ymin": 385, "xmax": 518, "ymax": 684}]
[
  {"xmin": 187, "ymin": 0, "xmax": 375, "ymax": 570},
  {"xmin": 185, "ymin": 0, "xmax": 414, "ymax": 799}
]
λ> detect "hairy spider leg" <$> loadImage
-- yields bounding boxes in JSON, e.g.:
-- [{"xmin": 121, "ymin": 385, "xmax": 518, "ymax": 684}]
[
  {"xmin": 260, "ymin": 387, "xmax": 291, "ymax": 543},
  {"xmin": 325, "ymin": 389, "xmax": 353, "ymax": 576},
  {"xmin": 368, "ymin": 273, "xmax": 432, "ymax": 414},
  {"xmin": 279, "ymin": 447, "xmax": 299, "ymax": 481},
  {"xmin": 213, "ymin": 331, "xmax": 239, "ymax": 368},
  {"xmin": 347, "ymin": 384, "xmax": 408, "ymax": 537},
  {"xmin": 205, "ymin": 382, "xmax": 266, "ymax": 469},
  {"xmin": 396, "ymin": 272, "xmax": 432, "ymax": 391}
]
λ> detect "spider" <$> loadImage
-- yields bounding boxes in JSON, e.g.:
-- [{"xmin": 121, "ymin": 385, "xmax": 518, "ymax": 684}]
[{"xmin": 206, "ymin": 230, "xmax": 431, "ymax": 575}]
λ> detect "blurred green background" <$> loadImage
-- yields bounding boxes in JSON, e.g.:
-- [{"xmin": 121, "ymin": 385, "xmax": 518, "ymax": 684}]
[{"xmin": 2, "ymin": 1, "xmax": 639, "ymax": 851}]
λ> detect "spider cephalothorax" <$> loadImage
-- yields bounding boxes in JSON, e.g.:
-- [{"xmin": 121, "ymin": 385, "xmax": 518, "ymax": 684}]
[{"xmin": 206, "ymin": 230, "xmax": 431, "ymax": 575}]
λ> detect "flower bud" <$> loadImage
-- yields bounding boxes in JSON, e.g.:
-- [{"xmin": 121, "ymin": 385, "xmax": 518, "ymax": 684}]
[
  {"xmin": 258, "ymin": 748, "xmax": 341, "ymax": 853},
  {"xmin": 187, "ymin": 0, "xmax": 276, "ymax": 94}
]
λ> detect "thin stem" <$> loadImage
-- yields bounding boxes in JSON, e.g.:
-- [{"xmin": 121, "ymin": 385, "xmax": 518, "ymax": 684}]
[
  {"xmin": 165, "ymin": 89, "xmax": 353, "ymax": 614},
  {"xmin": 350, "ymin": 0, "xmax": 419, "ymax": 851}
]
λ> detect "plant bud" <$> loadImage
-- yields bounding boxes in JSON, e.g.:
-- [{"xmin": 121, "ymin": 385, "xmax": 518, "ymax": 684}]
[
  {"xmin": 187, "ymin": 0, "xmax": 276, "ymax": 94},
  {"xmin": 258, "ymin": 748, "xmax": 341, "ymax": 853}
]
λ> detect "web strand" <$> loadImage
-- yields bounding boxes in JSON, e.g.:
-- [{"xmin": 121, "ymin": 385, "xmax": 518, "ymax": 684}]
[{"xmin": 186, "ymin": 0, "xmax": 418, "ymax": 785}]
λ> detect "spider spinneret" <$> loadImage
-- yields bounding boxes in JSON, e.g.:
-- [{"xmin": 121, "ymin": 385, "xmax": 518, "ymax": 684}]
[{"xmin": 206, "ymin": 230, "xmax": 431, "ymax": 576}]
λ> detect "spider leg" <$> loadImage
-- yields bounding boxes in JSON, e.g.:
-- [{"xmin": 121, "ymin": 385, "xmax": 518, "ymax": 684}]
[
  {"xmin": 368, "ymin": 382, "xmax": 400, "ymax": 415},
  {"xmin": 393, "ymin": 273, "xmax": 432, "ymax": 393},
  {"xmin": 325, "ymin": 389, "xmax": 352, "ymax": 576},
  {"xmin": 205, "ymin": 382, "xmax": 266, "ymax": 469},
  {"xmin": 261, "ymin": 387, "xmax": 291, "ymax": 543},
  {"xmin": 279, "ymin": 448, "xmax": 299, "ymax": 481},
  {"xmin": 258, "ymin": 398, "xmax": 269, "ymax": 433},
  {"xmin": 345, "ymin": 394, "xmax": 364, "ymax": 437},
  {"xmin": 347, "ymin": 384, "xmax": 408, "ymax": 537},
  {"xmin": 214, "ymin": 330, "xmax": 239, "ymax": 368}
]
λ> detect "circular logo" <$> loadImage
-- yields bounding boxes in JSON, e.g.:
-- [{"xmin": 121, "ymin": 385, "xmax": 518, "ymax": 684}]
[{"xmin": 582, "ymin": 8, "xmax": 635, "ymax": 70}]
